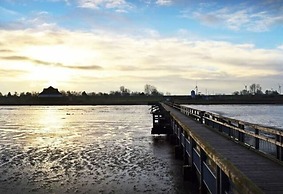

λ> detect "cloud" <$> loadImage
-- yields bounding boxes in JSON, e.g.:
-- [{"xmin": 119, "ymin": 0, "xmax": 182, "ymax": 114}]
[
  {"xmin": 0, "ymin": 28, "xmax": 282, "ymax": 94},
  {"xmin": 183, "ymin": 2, "xmax": 283, "ymax": 32},
  {"xmin": 1, "ymin": 55, "xmax": 103, "ymax": 70},
  {"xmin": 0, "ymin": 49, "xmax": 13, "ymax": 52},
  {"xmin": 77, "ymin": 0, "xmax": 133, "ymax": 12},
  {"xmin": 156, "ymin": 0, "xmax": 172, "ymax": 6},
  {"xmin": 0, "ymin": 68, "xmax": 26, "ymax": 77},
  {"xmin": 66, "ymin": 65, "xmax": 103, "ymax": 70},
  {"xmin": 0, "ymin": 8, "xmax": 58, "ymax": 31},
  {"xmin": 0, "ymin": 6, "xmax": 19, "ymax": 16}
]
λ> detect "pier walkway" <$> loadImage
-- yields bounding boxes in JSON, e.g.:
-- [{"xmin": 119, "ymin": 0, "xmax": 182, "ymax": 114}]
[{"xmin": 154, "ymin": 103, "xmax": 283, "ymax": 194}]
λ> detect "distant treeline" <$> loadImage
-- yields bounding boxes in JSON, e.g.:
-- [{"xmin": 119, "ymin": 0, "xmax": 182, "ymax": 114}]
[
  {"xmin": 0, "ymin": 84, "xmax": 166, "ymax": 105},
  {"xmin": 0, "ymin": 83, "xmax": 282, "ymax": 105},
  {"xmin": 232, "ymin": 83, "xmax": 280, "ymax": 96},
  {"xmin": 0, "ymin": 84, "xmax": 165, "ymax": 98}
]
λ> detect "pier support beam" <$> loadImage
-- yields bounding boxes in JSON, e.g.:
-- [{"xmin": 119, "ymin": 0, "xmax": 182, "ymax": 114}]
[
  {"xmin": 175, "ymin": 145, "xmax": 183, "ymax": 160},
  {"xmin": 169, "ymin": 134, "xmax": 178, "ymax": 145},
  {"xmin": 183, "ymin": 165, "xmax": 193, "ymax": 181}
]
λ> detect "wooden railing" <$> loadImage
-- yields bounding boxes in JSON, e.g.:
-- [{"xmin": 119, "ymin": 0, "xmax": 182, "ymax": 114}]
[{"xmin": 169, "ymin": 103, "xmax": 283, "ymax": 161}]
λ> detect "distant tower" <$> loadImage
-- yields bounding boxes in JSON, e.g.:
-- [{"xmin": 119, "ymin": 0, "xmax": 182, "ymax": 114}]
[
  {"xmin": 279, "ymin": 84, "xmax": 282, "ymax": 94},
  {"xmin": 195, "ymin": 81, "xmax": 198, "ymax": 95}
]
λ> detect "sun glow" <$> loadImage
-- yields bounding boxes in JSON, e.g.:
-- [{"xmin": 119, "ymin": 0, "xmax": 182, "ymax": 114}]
[
  {"xmin": 28, "ymin": 65, "xmax": 72, "ymax": 86},
  {"xmin": 22, "ymin": 44, "xmax": 100, "ymax": 66}
]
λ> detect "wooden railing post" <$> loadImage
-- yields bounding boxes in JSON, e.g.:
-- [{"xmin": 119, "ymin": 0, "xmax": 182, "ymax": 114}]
[
  {"xmin": 200, "ymin": 149, "xmax": 206, "ymax": 194},
  {"xmin": 238, "ymin": 123, "xmax": 245, "ymax": 143},
  {"xmin": 255, "ymin": 128, "xmax": 259, "ymax": 150},
  {"xmin": 276, "ymin": 135, "xmax": 283, "ymax": 161},
  {"xmin": 199, "ymin": 111, "xmax": 205, "ymax": 124}
]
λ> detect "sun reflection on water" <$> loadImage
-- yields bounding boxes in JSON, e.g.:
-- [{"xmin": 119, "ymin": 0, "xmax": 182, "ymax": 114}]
[{"xmin": 28, "ymin": 107, "xmax": 69, "ymax": 148}]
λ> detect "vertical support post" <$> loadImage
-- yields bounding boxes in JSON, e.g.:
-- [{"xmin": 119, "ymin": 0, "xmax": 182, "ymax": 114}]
[
  {"xmin": 169, "ymin": 119, "xmax": 177, "ymax": 145},
  {"xmin": 183, "ymin": 134, "xmax": 192, "ymax": 181},
  {"xmin": 276, "ymin": 135, "xmax": 283, "ymax": 161},
  {"xmin": 238, "ymin": 123, "xmax": 245, "ymax": 143},
  {"xmin": 199, "ymin": 111, "xmax": 205, "ymax": 124},
  {"xmin": 228, "ymin": 121, "xmax": 232, "ymax": 137},
  {"xmin": 200, "ymin": 149, "xmax": 207, "ymax": 194},
  {"xmin": 183, "ymin": 132, "xmax": 188, "ymax": 163},
  {"xmin": 255, "ymin": 128, "xmax": 259, "ymax": 150},
  {"xmin": 212, "ymin": 116, "xmax": 215, "ymax": 129},
  {"xmin": 189, "ymin": 136, "xmax": 194, "ymax": 167},
  {"xmin": 216, "ymin": 166, "xmax": 221, "ymax": 194},
  {"xmin": 216, "ymin": 167, "xmax": 230, "ymax": 194}
]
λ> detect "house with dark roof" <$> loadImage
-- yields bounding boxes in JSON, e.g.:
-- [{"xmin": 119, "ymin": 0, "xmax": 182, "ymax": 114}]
[{"xmin": 38, "ymin": 86, "xmax": 63, "ymax": 98}]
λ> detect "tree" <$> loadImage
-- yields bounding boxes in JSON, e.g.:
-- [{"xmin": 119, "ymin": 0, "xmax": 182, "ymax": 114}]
[
  {"xmin": 232, "ymin": 91, "xmax": 240, "ymax": 95},
  {"xmin": 240, "ymin": 89, "xmax": 249, "ymax": 95},
  {"xmin": 144, "ymin": 84, "xmax": 162, "ymax": 96},
  {"xmin": 249, "ymin": 83, "xmax": 262, "ymax": 95},
  {"xmin": 265, "ymin": 90, "xmax": 279, "ymax": 95},
  {"xmin": 120, "ymin": 86, "xmax": 130, "ymax": 96}
]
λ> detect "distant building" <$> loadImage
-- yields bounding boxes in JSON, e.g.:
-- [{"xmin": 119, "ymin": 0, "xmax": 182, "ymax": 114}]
[
  {"xmin": 38, "ymin": 86, "xmax": 62, "ymax": 98},
  {"xmin": 191, "ymin": 90, "xmax": 196, "ymax": 98}
]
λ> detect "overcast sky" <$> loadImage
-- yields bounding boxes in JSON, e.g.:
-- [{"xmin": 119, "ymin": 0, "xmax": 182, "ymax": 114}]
[{"xmin": 0, "ymin": 0, "xmax": 283, "ymax": 95}]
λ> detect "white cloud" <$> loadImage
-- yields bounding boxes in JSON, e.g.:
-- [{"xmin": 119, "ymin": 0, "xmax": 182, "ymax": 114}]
[
  {"xmin": 77, "ymin": 0, "xmax": 133, "ymax": 12},
  {"xmin": 189, "ymin": 4, "xmax": 283, "ymax": 32},
  {"xmin": 0, "ymin": 6, "xmax": 19, "ymax": 15},
  {"xmin": 156, "ymin": 0, "xmax": 172, "ymax": 6}
]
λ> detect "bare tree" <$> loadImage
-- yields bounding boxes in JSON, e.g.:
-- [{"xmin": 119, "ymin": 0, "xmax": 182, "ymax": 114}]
[{"xmin": 249, "ymin": 83, "xmax": 262, "ymax": 95}]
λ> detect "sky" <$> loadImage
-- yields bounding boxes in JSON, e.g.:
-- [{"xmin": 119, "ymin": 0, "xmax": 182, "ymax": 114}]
[{"xmin": 0, "ymin": 0, "xmax": 283, "ymax": 95}]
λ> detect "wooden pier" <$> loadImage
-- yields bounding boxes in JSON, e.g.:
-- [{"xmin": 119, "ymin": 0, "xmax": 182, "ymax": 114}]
[{"xmin": 151, "ymin": 103, "xmax": 283, "ymax": 194}]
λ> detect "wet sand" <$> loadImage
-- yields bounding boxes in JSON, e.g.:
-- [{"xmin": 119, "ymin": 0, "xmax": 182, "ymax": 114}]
[{"xmin": 0, "ymin": 106, "xmax": 195, "ymax": 194}]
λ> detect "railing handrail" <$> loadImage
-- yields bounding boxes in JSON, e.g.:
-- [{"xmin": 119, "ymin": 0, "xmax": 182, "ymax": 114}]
[
  {"xmin": 164, "ymin": 102, "xmax": 283, "ymax": 161},
  {"xmin": 180, "ymin": 105, "xmax": 283, "ymax": 137},
  {"xmin": 204, "ymin": 109, "xmax": 283, "ymax": 136}
]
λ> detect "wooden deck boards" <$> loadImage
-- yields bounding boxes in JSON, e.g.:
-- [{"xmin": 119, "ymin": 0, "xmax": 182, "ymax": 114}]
[{"xmin": 162, "ymin": 104, "xmax": 283, "ymax": 194}]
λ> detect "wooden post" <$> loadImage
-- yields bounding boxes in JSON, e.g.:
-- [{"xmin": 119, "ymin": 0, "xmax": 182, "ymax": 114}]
[
  {"xmin": 276, "ymin": 135, "xmax": 283, "ymax": 161},
  {"xmin": 200, "ymin": 149, "xmax": 207, "ymax": 194},
  {"xmin": 255, "ymin": 128, "xmax": 259, "ymax": 150},
  {"xmin": 216, "ymin": 167, "xmax": 230, "ymax": 194},
  {"xmin": 216, "ymin": 166, "xmax": 228, "ymax": 194},
  {"xmin": 199, "ymin": 111, "xmax": 205, "ymax": 124},
  {"xmin": 216, "ymin": 166, "xmax": 221, "ymax": 194},
  {"xmin": 183, "ymin": 165, "xmax": 192, "ymax": 181},
  {"xmin": 175, "ymin": 145, "xmax": 183, "ymax": 160},
  {"xmin": 228, "ymin": 121, "xmax": 232, "ymax": 137},
  {"xmin": 238, "ymin": 123, "xmax": 245, "ymax": 143}
]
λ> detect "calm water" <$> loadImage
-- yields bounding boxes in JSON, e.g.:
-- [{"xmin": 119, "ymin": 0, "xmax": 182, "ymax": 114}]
[
  {"xmin": 0, "ymin": 106, "xmax": 191, "ymax": 194},
  {"xmin": 184, "ymin": 104, "xmax": 283, "ymax": 129}
]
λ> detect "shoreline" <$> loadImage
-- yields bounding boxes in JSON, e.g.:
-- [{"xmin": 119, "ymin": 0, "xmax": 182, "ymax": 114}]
[{"xmin": 0, "ymin": 95, "xmax": 283, "ymax": 105}]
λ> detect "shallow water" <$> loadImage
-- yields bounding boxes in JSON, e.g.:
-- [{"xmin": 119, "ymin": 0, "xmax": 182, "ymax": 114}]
[
  {"xmin": 184, "ymin": 104, "xmax": 283, "ymax": 129},
  {"xmin": 0, "ymin": 106, "xmax": 192, "ymax": 194}
]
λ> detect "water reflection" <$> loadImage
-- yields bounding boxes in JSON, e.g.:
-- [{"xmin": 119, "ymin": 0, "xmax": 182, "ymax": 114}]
[{"xmin": 28, "ymin": 107, "xmax": 68, "ymax": 148}]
